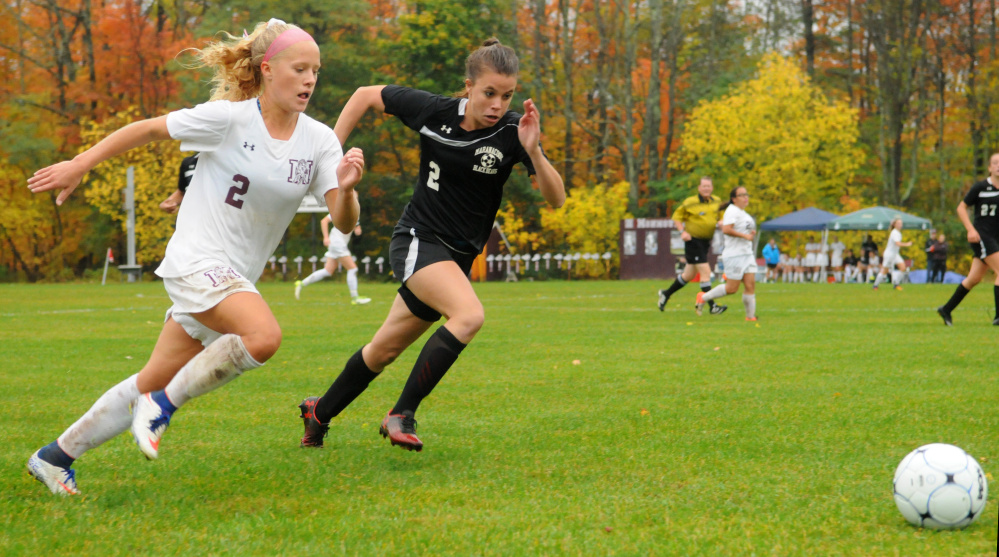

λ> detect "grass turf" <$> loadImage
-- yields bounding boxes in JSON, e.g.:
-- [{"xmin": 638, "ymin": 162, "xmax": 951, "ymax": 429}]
[{"xmin": 1, "ymin": 279, "xmax": 996, "ymax": 555}]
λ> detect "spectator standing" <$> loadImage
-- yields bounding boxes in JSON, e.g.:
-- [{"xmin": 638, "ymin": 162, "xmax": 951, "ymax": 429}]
[
  {"xmin": 762, "ymin": 238, "xmax": 780, "ymax": 283},
  {"xmin": 926, "ymin": 233, "xmax": 948, "ymax": 283}
]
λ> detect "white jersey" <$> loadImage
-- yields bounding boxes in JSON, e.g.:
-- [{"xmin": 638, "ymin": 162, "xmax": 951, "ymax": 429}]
[
  {"xmin": 830, "ymin": 241, "xmax": 845, "ymax": 259},
  {"xmin": 883, "ymin": 229, "xmax": 903, "ymax": 261},
  {"xmin": 722, "ymin": 204, "xmax": 756, "ymax": 256},
  {"xmin": 157, "ymin": 99, "xmax": 342, "ymax": 282}
]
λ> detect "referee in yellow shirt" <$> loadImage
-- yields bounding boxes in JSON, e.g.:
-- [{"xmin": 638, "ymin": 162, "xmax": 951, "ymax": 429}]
[{"xmin": 657, "ymin": 176, "xmax": 726, "ymax": 315}]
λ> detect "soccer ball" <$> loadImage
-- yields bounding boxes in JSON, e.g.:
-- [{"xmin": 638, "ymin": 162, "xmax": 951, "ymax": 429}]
[{"xmin": 893, "ymin": 443, "xmax": 988, "ymax": 529}]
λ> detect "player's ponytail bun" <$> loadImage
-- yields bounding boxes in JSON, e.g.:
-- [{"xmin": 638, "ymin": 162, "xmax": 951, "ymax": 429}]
[{"xmin": 456, "ymin": 37, "xmax": 519, "ymax": 98}]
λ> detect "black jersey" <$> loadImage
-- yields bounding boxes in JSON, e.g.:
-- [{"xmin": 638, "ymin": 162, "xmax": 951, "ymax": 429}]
[
  {"xmin": 964, "ymin": 178, "xmax": 999, "ymax": 238},
  {"xmin": 382, "ymin": 85, "xmax": 537, "ymax": 253},
  {"xmin": 177, "ymin": 153, "xmax": 199, "ymax": 194}
]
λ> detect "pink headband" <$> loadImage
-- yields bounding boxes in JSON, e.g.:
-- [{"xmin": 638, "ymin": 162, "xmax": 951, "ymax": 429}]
[{"xmin": 262, "ymin": 28, "xmax": 316, "ymax": 63}]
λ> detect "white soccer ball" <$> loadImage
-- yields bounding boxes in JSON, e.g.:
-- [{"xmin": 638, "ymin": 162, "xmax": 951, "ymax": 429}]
[{"xmin": 893, "ymin": 443, "xmax": 988, "ymax": 529}]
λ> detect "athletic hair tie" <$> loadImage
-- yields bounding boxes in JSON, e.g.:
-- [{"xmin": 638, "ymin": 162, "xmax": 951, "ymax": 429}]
[{"xmin": 263, "ymin": 27, "xmax": 315, "ymax": 63}]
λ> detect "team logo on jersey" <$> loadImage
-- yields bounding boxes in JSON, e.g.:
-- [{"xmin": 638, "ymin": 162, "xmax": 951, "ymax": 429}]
[
  {"xmin": 473, "ymin": 146, "xmax": 502, "ymax": 175},
  {"xmin": 288, "ymin": 159, "xmax": 314, "ymax": 184}
]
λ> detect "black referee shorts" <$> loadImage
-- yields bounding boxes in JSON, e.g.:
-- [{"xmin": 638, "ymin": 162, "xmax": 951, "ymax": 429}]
[
  {"xmin": 684, "ymin": 237, "xmax": 712, "ymax": 264},
  {"xmin": 389, "ymin": 230, "xmax": 478, "ymax": 322}
]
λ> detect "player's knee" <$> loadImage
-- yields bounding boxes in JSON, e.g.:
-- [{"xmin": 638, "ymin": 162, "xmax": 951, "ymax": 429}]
[
  {"xmin": 449, "ymin": 306, "xmax": 484, "ymax": 342},
  {"xmin": 244, "ymin": 325, "xmax": 282, "ymax": 363}
]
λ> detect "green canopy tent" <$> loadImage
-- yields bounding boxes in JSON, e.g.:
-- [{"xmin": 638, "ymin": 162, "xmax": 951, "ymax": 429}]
[{"xmin": 827, "ymin": 206, "xmax": 932, "ymax": 231}]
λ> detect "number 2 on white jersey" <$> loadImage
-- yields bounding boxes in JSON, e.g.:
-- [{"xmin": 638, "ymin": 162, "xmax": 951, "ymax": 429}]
[{"xmin": 427, "ymin": 161, "xmax": 441, "ymax": 191}]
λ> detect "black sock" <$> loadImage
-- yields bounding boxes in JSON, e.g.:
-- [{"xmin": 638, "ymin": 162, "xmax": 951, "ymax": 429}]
[
  {"xmin": 994, "ymin": 285, "xmax": 999, "ymax": 319},
  {"xmin": 664, "ymin": 276, "xmax": 686, "ymax": 296},
  {"xmin": 701, "ymin": 283, "xmax": 716, "ymax": 308},
  {"xmin": 38, "ymin": 441, "xmax": 74, "ymax": 468},
  {"xmin": 391, "ymin": 326, "xmax": 466, "ymax": 415},
  {"xmin": 942, "ymin": 284, "xmax": 970, "ymax": 313},
  {"xmin": 315, "ymin": 348, "xmax": 379, "ymax": 423}
]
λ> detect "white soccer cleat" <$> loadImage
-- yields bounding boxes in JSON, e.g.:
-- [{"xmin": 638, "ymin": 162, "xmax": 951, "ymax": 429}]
[
  {"xmin": 294, "ymin": 280, "xmax": 303, "ymax": 300},
  {"xmin": 27, "ymin": 451, "xmax": 79, "ymax": 496},
  {"xmin": 131, "ymin": 392, "xmax": 172, "ymax": 460},
  {"xmin": 351, "ymin": 296, "xmax": 371, "ymax": 305}
]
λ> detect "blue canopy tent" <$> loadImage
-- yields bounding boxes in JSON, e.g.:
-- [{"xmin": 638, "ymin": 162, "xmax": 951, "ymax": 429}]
[{"xmin": 760, "ymin": 207, "xmax": 840, "ymax": 231}]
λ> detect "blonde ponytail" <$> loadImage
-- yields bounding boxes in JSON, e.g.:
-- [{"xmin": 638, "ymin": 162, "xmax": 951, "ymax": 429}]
[{"xmin": 185, "ymin": 20, "xmax": 302, "ymax": 102}]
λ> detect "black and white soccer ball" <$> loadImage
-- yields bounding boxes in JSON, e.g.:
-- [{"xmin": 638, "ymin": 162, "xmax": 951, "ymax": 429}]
[{"xmin": 893, "ymin": 443, "xmax": 988, "ymax": 529}]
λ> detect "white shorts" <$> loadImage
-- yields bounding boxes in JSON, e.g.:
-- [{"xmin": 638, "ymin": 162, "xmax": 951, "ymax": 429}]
[
  {"xmin": 817, "ymin": 254, "xmax": 829, "ymax": 266},
  {"xmin": 804, "ymin": 253, "xmax": 817, "ymax": 266},
  {"xmin": 722, "ymin": 253, "xmax": 757, "ymax": 280},
  {"xmin": 324, "ymin": 231, "xmax": 352, "ymax": 260},
  {"xmin": 831, "ymin": 255, "xmax": 843, "ymax": 267},
  {"xmin": 162, "ymin": 262, "xmax": 259, "ymax": 346},
  {"xmin": 882, "ymin": 253, "xmax": 905, "ymax": 269}
]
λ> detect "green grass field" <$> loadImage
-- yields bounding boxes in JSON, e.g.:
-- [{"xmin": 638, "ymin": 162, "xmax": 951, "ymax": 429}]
[{"xmin": 1, "ymin": 279, "xmax": 996, "ymax": 555}]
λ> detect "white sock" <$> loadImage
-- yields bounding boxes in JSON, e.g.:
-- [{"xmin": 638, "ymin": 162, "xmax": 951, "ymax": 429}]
[
  {"xmin": 873, "ymin": 272, "xmax": 885, "ymax": 287},
  {"xmin": 702, "ymin": 283, "xmax": 728, "ymax": 302},
  {"xmin": 834, "ymin": 271, "xmax": 842, "ymax": 282},
  {"xmin": 301, "ymin": 269, "xmax": 331, "ymax": 287},
  {"xmin": 164, "ymin": 334, "xmax": 262, "ymax": 408},
  {"xmin": 57, "ymin": 374, "xmax": 140, "ymax": 459},
  {"xmin": 742, "ymin": 293, "xmax": 756, "ymax": 319},
  {"xmin": 891, "ymin": 270, "xmax": 901, "ymax": 286},
  {"xmin": 347, "ymin": 268, "xmax": 359, "ymax": 298}
]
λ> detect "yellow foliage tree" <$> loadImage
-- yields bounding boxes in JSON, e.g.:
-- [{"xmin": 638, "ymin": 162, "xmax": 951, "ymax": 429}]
[
  {"xmin": 541, "ymin": 181, "xmax": 633, "ymax": 278},
  {"xmin": 80, "ymin": 108, "xmax": 186, "ymax": 267},
  {"xmin": 678, "ymin": 53, "xmax": 865, "ymax": 223},
  {"xmin": 495, "ymin": 202, "xmax": 542, "ymax": 253}
]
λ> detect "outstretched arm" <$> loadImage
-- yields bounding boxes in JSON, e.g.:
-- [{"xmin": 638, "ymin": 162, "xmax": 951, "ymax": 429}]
[
  {"xmin": 518, "ymin": 99, "xmax": 565, "ymax": 209},
  {"xmin": 333, "ymin": 86, "xmax": 387, "ymax": 146},
  {"xmin": 28, "ymin": 116, "xmax": 171, "ymax": 205}
]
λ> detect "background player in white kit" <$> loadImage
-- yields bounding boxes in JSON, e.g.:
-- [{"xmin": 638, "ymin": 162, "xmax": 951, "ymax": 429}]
[
  {"xmin": 295, "ymin": 213, "xmax": 371, "ymax": 305},
  {"xmin": 696, "ymin": 186, "xmax": 758, "ymax": 321},
  {"xmin": 828, "ymin": 235, "xmax": 846, "ymax": 282},
  {"xmin": 872, "ymin": 218, "xmax": 911, "ymax": 290},
  {"xmin": 25, "ymin": 19, "xmax": 365, "ymax": 495}
]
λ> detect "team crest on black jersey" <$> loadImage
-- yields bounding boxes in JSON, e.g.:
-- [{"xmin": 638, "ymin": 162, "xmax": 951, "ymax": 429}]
[
  {"xmin": 473, "ymin": 146, "xmax": 503, "ymax": 175},
  {"xmin": 288, "ymin": 159, "xmax": 314, "ymax": 184}
]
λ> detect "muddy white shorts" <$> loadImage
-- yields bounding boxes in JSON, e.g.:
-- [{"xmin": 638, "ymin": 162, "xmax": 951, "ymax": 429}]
[{"xmin": 162, "ymin": 262, "xmax": 259, "ymax": 346}]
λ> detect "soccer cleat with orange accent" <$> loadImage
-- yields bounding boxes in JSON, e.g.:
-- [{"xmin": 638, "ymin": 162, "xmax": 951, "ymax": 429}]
[
  {"xmin": 746, "ymin": 316, "xmax": 758, "ymax": 322},
  {"xmin": 694, "ymin": 292, "xmax": 705, "ymax": 316},
  {"xmin": 27, "ymin": 450, "xmax": 79, "ymax": 496},
  {"xmin": 298, "ymin": 396, "xmax": 330, "ymax": 448},
  {"xmin": 130, "ymin": 391, "xmax": 173, "ymax": 460},
  {"xmin": 379, "ymin": 410, "xmax": 423, "ymax": 452}
]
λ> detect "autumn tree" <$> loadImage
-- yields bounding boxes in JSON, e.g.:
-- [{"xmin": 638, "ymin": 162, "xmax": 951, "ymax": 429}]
[
  {"xmin": 540, "ymin": 181, "xmax": 632, "ymax": 277},
  {"xmin": 677, "ymin": 53, "xmax": 863, "ymax": 222}
]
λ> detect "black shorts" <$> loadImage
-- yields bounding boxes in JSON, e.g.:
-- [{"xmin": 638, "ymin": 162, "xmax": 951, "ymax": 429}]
[
  {"xmin": 389, "ymin": 229, "xmax": 479, "ymax": 322},
  {"xmin": 684, "ymin": 237, "xmax": 712, "ymax": 264},
  {"xmin": 970, "ymin": 235, "xmax": 999, "ymax": 260},
  {"xmin": 766, "ymin": 263, "xmax": 778, "ymax": 270}
]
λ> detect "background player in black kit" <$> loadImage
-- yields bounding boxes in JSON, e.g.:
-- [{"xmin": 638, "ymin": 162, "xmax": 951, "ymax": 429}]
[
  {"xmin": 297, "ymin": 38, "xmax": 565, "ymax": 451},
  {"xmin": 937, "ymin": 152, "xmax": 999, "ymax": 326}
]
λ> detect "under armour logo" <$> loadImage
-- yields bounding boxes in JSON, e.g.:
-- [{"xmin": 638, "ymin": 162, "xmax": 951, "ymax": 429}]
[
  {"xmin": 243, "ymin": 142, "xmax": 255, "ymax": 151},
  {"xmin": 441, "ymin": 125, "xmax": 452, "ymax": 134}
]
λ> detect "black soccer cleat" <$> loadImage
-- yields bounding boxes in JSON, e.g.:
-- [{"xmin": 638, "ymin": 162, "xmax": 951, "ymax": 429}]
[
  {"xmin": 379, "ymin": 410, "xmax": 423, "ymax": 452},
  {"xmin": 993, "ymin": 317, "xmax": 999, "ymax": 326},
  {"xmin": 710, "ymin": 304, "xmax": 728, "ymax": 315},
  {"xmin": 298, "ymin": 396, "xmax": 330, "ymax": 448},
  {"xmin": 657, "ymin": 289, "xmax": 670, "ymax": 312},
  {"xmin": 936, "ymin": 306, "xmax": 952, "ymax": 327}
]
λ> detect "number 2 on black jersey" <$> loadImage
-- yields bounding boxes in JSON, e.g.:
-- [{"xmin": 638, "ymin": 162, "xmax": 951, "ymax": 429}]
[
  {"xmin": 225, "ymin": 174, "xmax": 250, "ymax": 209},
  {"xmin": 427, "ymin": 161, "xmax": 440, "ymax": 191}
]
